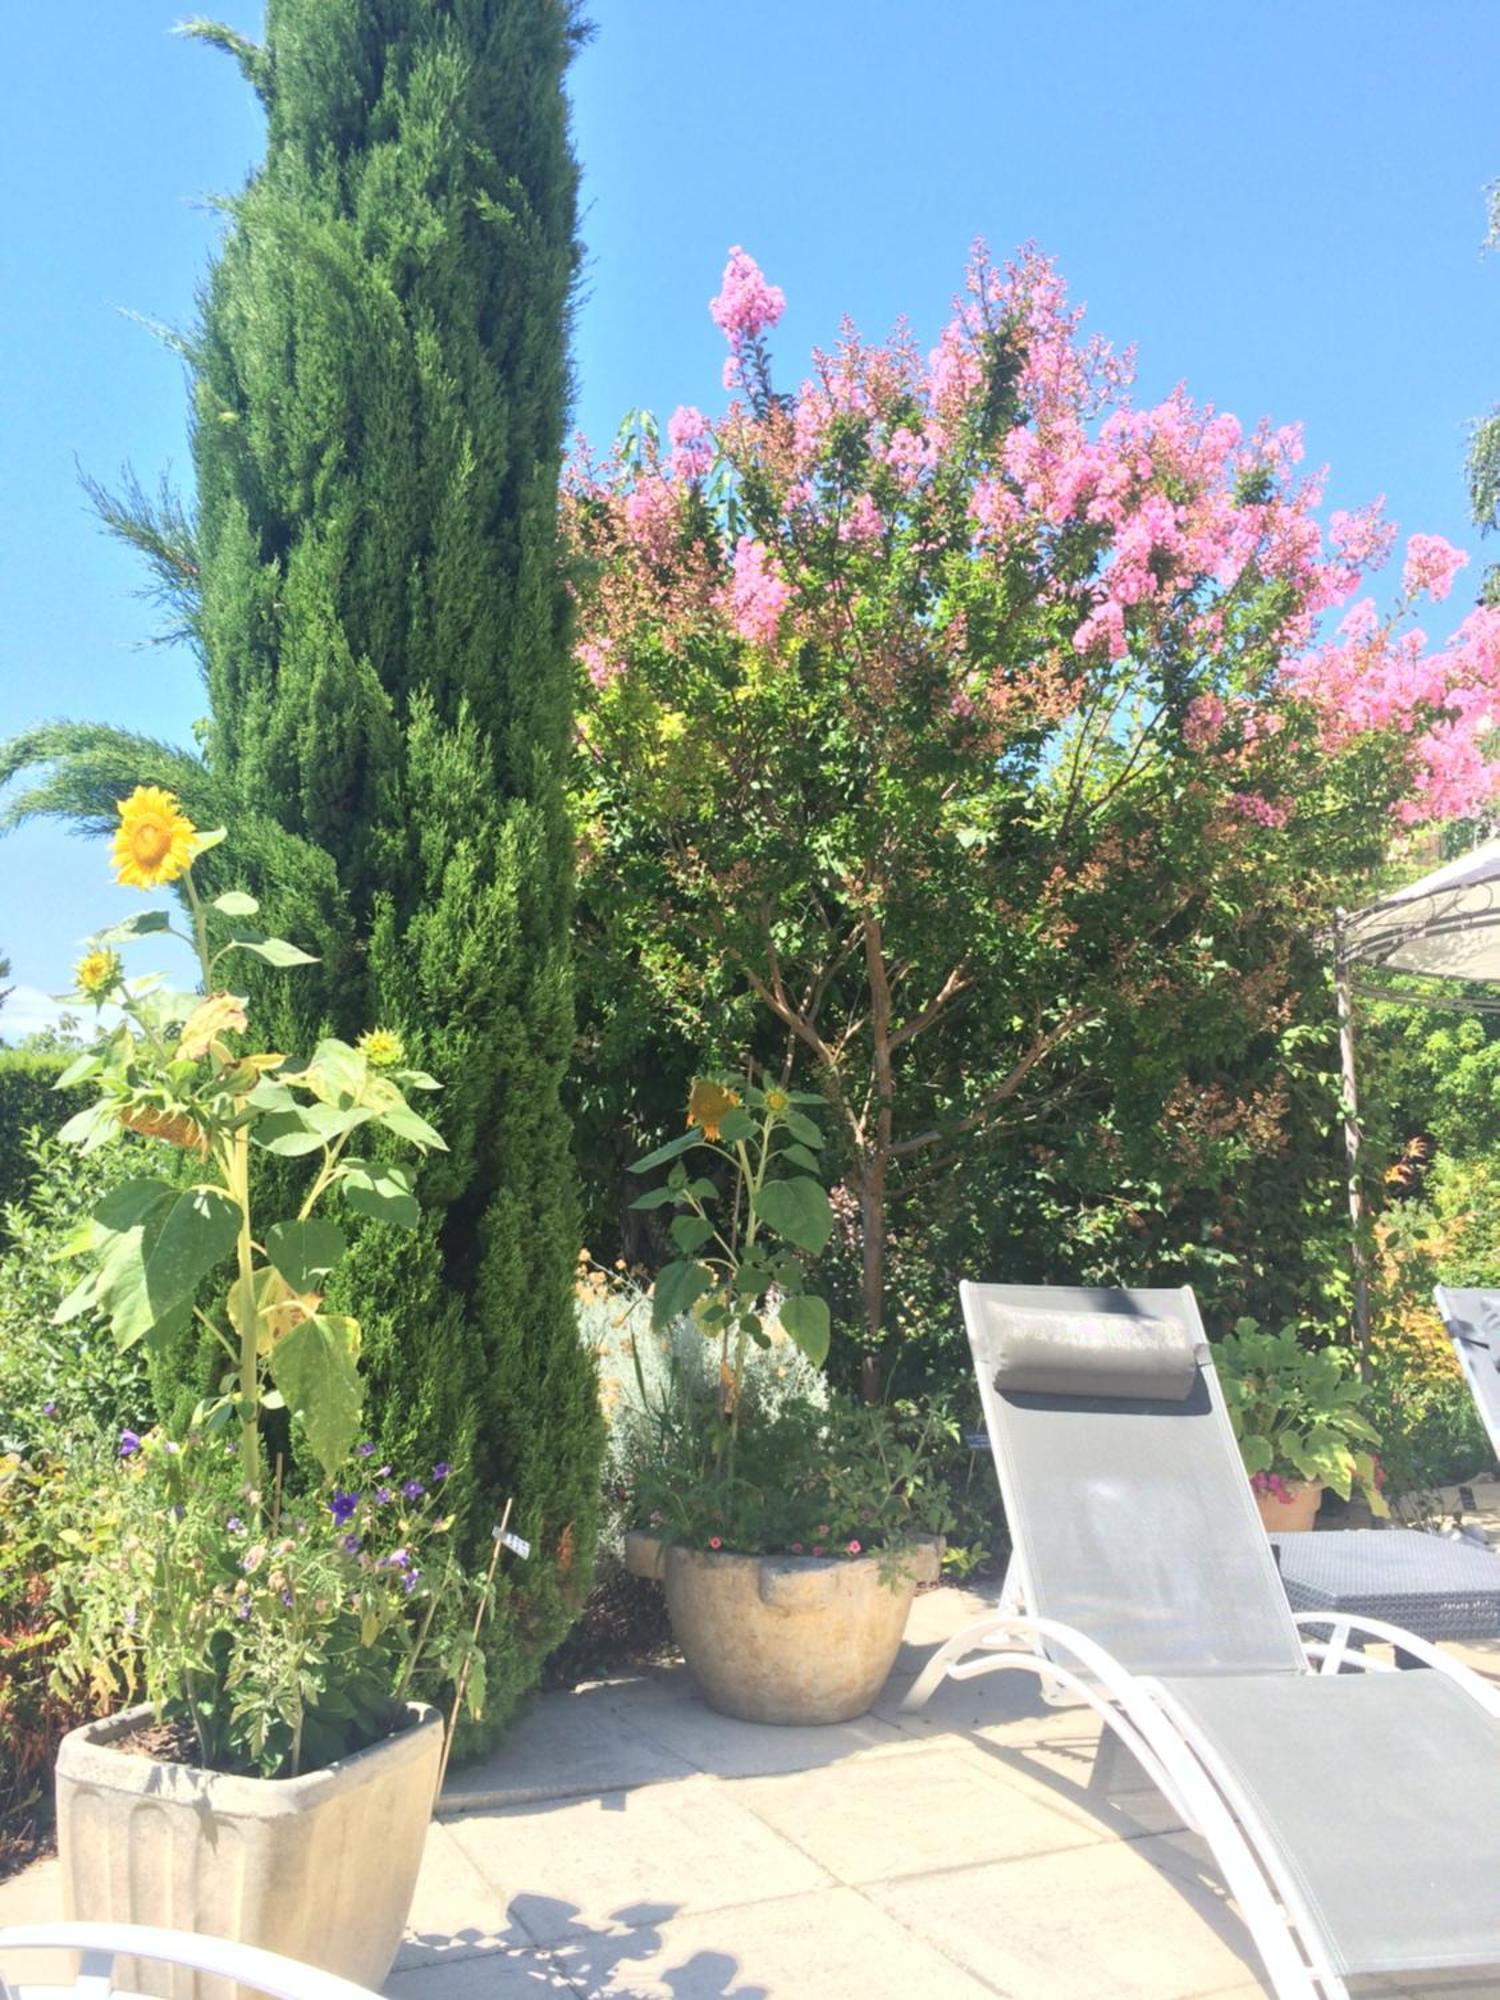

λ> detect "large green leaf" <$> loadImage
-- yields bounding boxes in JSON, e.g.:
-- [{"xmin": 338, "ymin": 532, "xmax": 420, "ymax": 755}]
[
  {"xmin": 650, "ymin": 1258, "xmax": 712, "ymax": 1331},
  {"xmin": 96, "ymin": 910, "xmax": 172, "ymax": 944},
  {"xmin": 213, "ymin": 890, "xmax": 260, "ymax": 917},
  {"xmin": 265, "ymin": 1218, "xmax": 347, "ymax": 1292},
  {"xmin": 227, "ymin": 936, "xmax": 319, "ymax": 968},
  {"xmin": 628, "ymin": 1130, "xmax": 698, "ymax": 1175},
  {"xmin": 90, "ymin": 1183, "xmax": 242, "ymax": 1349},
  {"xmin": 669, "ymin": 1214, "xmax": 715, "ymax": 1255},
  {"xmin": 55, "ymin": 1100, "xmax": 123, "ymax": 1153},
  {"xmin": 268, "ymin": 1312, "xmax": 363, "ymax": 1474},
  {"xmin": 341, "ymin": 1159, "xmax": 419, "ymax": 1229},
  {"xmin": 251, "ymin": 1108, "xmax": 330, "ymax": 1156},
  {"xmin": 777, "ymin": 1292, "xmax": 830, "ymax": 1367},
  {"xmin": 629, "ymin": 1185, "xmax": 682, "ymax": 1211},
  {"xmin": 754, "ymin": 1176, "xmax": 833, "ymax": 1254},
  {"xmin": 377, "ymin": 1101, "xmax": 447, "ymax": 1152}
]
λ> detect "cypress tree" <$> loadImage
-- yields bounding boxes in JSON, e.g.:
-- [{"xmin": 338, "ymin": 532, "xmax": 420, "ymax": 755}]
[{"xmin": 4, "ymin": 0, "xmax": 602, "ymax": 1727}]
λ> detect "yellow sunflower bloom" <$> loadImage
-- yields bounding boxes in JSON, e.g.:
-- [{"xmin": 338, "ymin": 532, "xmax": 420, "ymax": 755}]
[
  {"xmin": 686, "ymin": 1077, "xmax": 741, "ymax": 1142},
  {"xmin": 74, "ymin": 947, "xmax": 122, "ymax": 1001},
  {"xmin": 112, "ymin": 786, "xmax": 197, "ymax": 890},
  {"xmin": 357, "ymin": 1028, "xmax": 406, "ymax": 1070}
]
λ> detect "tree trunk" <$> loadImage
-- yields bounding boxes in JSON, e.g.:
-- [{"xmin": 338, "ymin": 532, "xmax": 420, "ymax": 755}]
[{"xmin": 857, "ymin": 1155, "xmax": 887, "ymax": 1402}]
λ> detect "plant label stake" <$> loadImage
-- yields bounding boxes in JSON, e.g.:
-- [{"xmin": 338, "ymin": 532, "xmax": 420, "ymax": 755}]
[{"xmin": 434, "ymin": 1496, "xmax": 527, "ymax": 1804}]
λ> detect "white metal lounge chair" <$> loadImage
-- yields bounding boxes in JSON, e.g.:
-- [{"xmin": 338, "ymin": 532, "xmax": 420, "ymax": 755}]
[
  {"xmin": 1433, "ymin": 1284, "xmax": 1500, "ymax": 1470},
  {"xmin": 0, "ymin": 1926, "xmax": 383, "ymax": 2000},
  {"xmin": 903, "ymin": 1282, "xmax": 1500, "ymax": 2000}
]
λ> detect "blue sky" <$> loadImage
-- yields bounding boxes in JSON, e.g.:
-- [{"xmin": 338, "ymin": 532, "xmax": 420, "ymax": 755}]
[{"xmin": 3, "ymin": 1, "xmax": 1498, "ymax": 1035}]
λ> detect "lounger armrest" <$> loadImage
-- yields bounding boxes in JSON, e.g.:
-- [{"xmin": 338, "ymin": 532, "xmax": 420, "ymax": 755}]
[{"xmin": 1292, "ymin": 1611, "xmax": 1500, "ymax": 1718}]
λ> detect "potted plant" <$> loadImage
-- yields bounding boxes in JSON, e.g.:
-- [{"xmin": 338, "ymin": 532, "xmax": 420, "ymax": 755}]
[
  {"xmin": 43, "ymin": 786, "xmax": 485, "ymax": 1994},
  {"xmin": 1215, "ymin": 1318, "xmax": 1389, "ymax": 1531},
  {"xmin": 620, "ymin": 1076, "xmax": 947, "ymax": 1724}
]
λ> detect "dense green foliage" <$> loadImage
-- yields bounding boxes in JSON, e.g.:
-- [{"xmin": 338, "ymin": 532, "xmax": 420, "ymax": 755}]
[
  {"xmin": 0, "ymin": 1051, "xmax": 88, "ymax": 1229},
  {"xmin": 1, "ymin": 0, "xmax": 602, "ymax": 1728},
  {"xmin": 1, "ymin": 1137, "xmax": 153, "ymax": 1868}
]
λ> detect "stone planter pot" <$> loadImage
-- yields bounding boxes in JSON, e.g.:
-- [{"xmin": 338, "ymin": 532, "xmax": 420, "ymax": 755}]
[
  {"xmin": 662, "ymin": 1540, "xmax": 940, "ymax": 1725},
  {"xmin": 1253, "ymin": 1479, "xmax": 1323, "ymax": 1533},
  {"xmin": 54, "ymin": 1702, "xmax": 442, "ymax": 2000}
]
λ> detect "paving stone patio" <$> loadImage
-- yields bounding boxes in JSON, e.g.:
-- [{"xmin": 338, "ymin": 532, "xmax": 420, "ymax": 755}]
[{"xmin": 3, "ymin": 1583, "xmax": 1499, "ymax": 2000}]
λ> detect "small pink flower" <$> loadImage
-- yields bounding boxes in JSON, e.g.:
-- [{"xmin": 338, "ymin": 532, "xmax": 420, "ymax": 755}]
[
  {"xmin": 847, "ymin": 1539, "xmax": 862, "ymax": 1555},
  {"xmin": 791, "ymin": 1542, "xmax": 804, "ymax": 1554},
  {"xmin": 812, "ymin": 1545, "xmax": 824, "ymax": 1558},
  {"xmin": 708, "ymin": 1535, "xmax": 722, "ymax": 1550}
]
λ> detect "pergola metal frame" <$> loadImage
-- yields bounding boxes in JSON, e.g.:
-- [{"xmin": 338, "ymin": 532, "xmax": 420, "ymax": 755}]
[{"xmin": 1331, "ymin": 842, "xmax": 1500, "ymax": 1366}]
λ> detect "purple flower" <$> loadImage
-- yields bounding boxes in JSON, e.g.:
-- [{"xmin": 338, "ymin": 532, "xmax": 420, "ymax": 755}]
[
  {"xmin": 432, "ymin": 1461, "xmax": 452, "ymax": 1482},
  {"xmin": 341, "ymin": 1533, "xmax": 363, "ymax": 1555},
  {"xmin": 383, "ymin": 1547, "xmax": 412, "ymax": 1571},
  {"xmin": 376, "ymin": 1464, "xmax": 391, "ymax": 1477},
  {"xmin": 42, "ymin": 1400, "xmax": 57, "ymax": 1419},
  {"xmin": 401, "ymin": 1479, "xmax": 425, "ymax": 1501},
  {"xmin": 355, "ymin": 1441, "xmax": 376, "ymax": 1458},
  {"xmin": 374, "ymin": 1486, "xmax": 394, "ymax": 1507},
  {"xmin": 226, "ymin": 1515, "xmax": 246, "ymax": 1535},
  {"xmin": 400, "ymin": 1569, "xmax": 421, "ymax": 1596},
  {"xmin": 280, "ymin": 1588, "xmax": 293, "ymax": 1607},
  {"xmin": 329, "ymin": 1491, "xmax": 358, "ymax": 1528},
  {"xmin": 118, "ymin": 1430, "xmax": 141, "ymax": 1458}
]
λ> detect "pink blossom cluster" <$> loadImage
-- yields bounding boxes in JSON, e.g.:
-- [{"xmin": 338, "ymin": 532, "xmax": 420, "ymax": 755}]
[
  {"xmin": 710, "ymin": 246, "xmax": 785, "ymax": 348},
  {"xmin": 728, "ymin": 535, "xmax": 791, "ymax": 646},
  {"xmin": 1285, "ymin": 599, "xmax": 1500, "ymax": 822},
  {"xmin": 667, "ymin": 404, "xmax": 714, "ymax": 483},
  {"xmin": 565, "ymin": 239, "xmax": 1496, "ymax": 829},
  {"xmin": 1402, "ymin": 532, "xmax": 1468, "ymax": 603}
]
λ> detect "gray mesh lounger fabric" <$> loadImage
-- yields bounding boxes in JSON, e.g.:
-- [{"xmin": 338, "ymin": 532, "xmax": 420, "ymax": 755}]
[
  {"xmin": 967, "ymin": 1283, "xmax": 1305, "ymax": 1676},
  {"xmin": 1159, "ymin": 1671, "xmax": 1500, "ymax": 1975},
  {"xmin": 955, "ymin": 1282, "xmax": 1500, "ymax": 1988},
  {"xmin": 1434, "ymin": 1285, "xmax": 1500, "ymax": 1466}
]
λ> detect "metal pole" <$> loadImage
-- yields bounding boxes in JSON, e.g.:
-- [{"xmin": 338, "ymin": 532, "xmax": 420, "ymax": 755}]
[{"xmin": 1332, "ymin": 912, "xmax": 1372, "ymax": 1378}]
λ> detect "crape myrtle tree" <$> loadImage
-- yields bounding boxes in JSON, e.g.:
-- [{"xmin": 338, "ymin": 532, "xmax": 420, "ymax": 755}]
[
  {"xmin": 2, "ymin": 0, "xmax": 601, "ymax": 1726},
  {"xmin": 565, "ymin": 244, "xmax": 1500, "ymax": 1375}
]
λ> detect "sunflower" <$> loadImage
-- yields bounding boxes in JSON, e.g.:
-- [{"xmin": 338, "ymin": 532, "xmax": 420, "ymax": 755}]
[
  {"xmin": 112, "ymin": 786, "xmax": 196, "ymax": 890},
  {"xmin": 763, "ymin": 1085, "xmax": 791, "ymax": 1115},
  {"xmin": 686, "ymin": 1077, "xmax": 741, "ymax": 1142},
  {"xmin": 357, "ymin": 1027, "xmax": 406, "ymax": 1070},
  {"xmin": 74, "ymin": 947, "xmax": 123, "ymax": 1001},
  {"xmin": 118, "ymin": 1103, "xmax": 209, "ymax": 1156}
]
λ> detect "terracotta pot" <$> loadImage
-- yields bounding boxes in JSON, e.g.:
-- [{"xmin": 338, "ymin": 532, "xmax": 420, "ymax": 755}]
[
  {"xmin": 662, "ymin": 1539, "xmax": 941, "ymax": 1725},
  {"xmin": 1253, "ymin": 1479, "xmax": 1323, "ymax": 1532},
  {"xmin": 54, "ymin": 1702, "xmax": 441, "ymax": 2000}
]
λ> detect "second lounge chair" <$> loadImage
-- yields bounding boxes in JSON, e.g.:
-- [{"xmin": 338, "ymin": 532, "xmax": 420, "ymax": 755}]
[{"xmin": 903, "ymin": 1281, "xmax": 1500, "ymax": 2000}]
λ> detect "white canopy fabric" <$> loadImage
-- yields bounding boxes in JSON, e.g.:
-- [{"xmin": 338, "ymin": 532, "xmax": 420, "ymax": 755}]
[{"xmin": 1339, "ymin": 840, "xmax": 1500, "ymax": 982}]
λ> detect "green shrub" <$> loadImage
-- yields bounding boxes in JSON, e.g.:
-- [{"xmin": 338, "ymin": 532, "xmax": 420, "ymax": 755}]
[
  {"xmin": 0, "ymin": 1051, "xmax": 87, "ymax": 1230},
  {"xmin": 0, "ymin": 1133, "xmax": 153, "ymax": 1456}
]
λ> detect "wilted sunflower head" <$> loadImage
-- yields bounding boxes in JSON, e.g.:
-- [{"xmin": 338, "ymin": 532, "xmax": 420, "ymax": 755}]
[
  {"xmin": 357, "ymin": 1027, "xmax": 406, "ymax": 1071},
  {"xmin": 686, "ymin": 1077, "xmax": 741, "ymax": 1142},
  {"xmin": 112, "ymin": 786, "xmax": 196, "ymax": 890},
  {"xmin": 74, "ymin": 947, "xmax": 122, "ymax": 1002}
]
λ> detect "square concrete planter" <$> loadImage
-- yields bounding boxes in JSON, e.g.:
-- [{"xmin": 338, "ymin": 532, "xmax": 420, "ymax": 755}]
[{"xmin": 54, "ymin": 1702, "xmax": 442, "ymax": 2000}]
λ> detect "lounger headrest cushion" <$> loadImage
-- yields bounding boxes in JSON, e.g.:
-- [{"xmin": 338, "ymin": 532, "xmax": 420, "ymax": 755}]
[{"xmin": 984, "ymin": 1305, "xmax": 1199, "ymax": 1401}]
